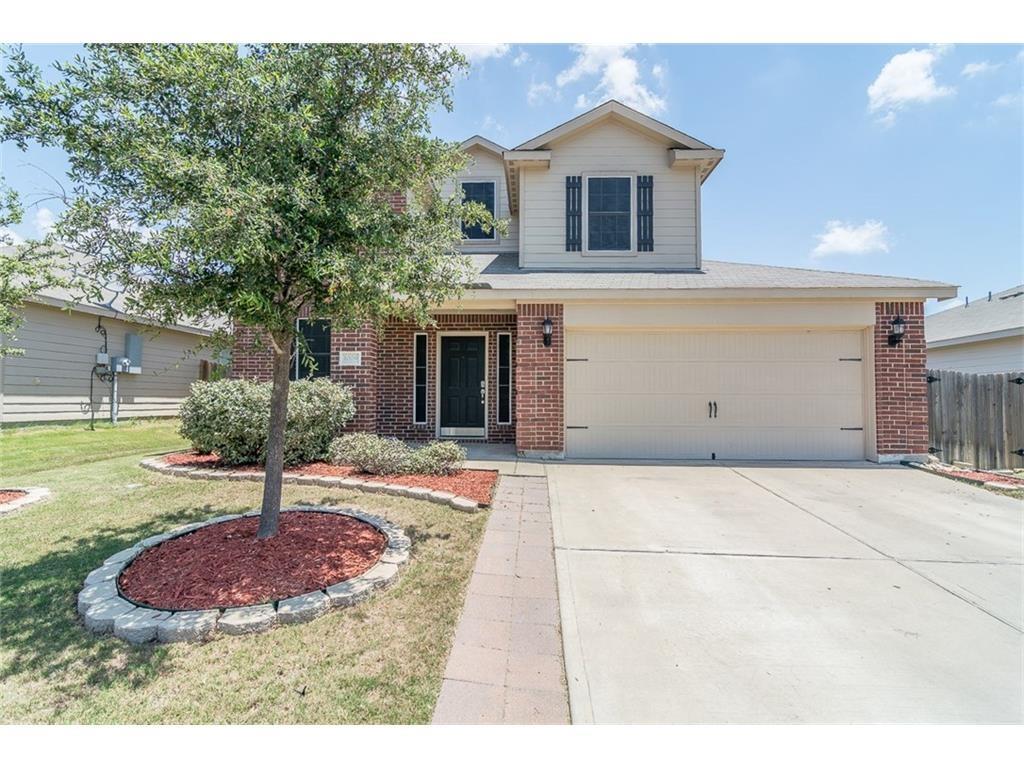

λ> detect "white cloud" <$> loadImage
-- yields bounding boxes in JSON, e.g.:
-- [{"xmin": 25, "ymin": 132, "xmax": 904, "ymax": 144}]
[
  {"xmin": 1, "ymin": 226, "xmax": 25, "ymax": 246},
  {"xmin": 992, "ymin": 92, "xmax": 1022, "ymax": 108},
  {"xmin": 456, "ymin": 44, "xmax": 510, "ymax": 63},
  {"xmin": 867, "ymin": 46, "xmax": 955, "ymax": 124},
  {"xmin": 527, "ymin": 81, "xmax": 557, "ymax": 106},
  {"xmin": 33, "ymin": 207, "xmax": 55, "ymax": 238},
  {"xmin": 554, "ymin": 44, "xmax": 666, "ymax": 114},
  {"xmin": 961, "ymin": 61, "xmax": 1000, "ymax": 78},
  {"xmin": 811, "ymin": 220, "xmax": 890, "ymax": 258},
  {"xmin": 512, "ymin": 49, "xmax": 530, "ymax": 67}
]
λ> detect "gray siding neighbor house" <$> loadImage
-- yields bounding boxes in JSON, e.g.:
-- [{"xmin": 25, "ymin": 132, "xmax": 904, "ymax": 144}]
[
  {"xmin": 926, "ymin": 286, "xmax": 1024, "ymax": 374},
  {"xmin": 0, "ymin": 246, "xmax": 216, "ymax": 425}
]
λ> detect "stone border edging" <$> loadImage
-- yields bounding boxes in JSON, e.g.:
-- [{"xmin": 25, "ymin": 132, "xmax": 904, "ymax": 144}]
[
  {"xmin": 904, "ymin": 460, "xmax": 1024, "ymax": 491},
  {"xmin": 0, "ymin": 487, "xmax": 51, "ymax": 514},
  {"xmin": 140, "ymin": 454, "xmax": 485, "ymax": 511},
  {"xmin": 77, "ymin": 505, "xmax": 410, "ymax": 645}
]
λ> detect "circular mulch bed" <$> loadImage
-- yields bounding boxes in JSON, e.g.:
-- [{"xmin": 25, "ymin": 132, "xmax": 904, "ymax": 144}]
[
  {"xmin": 0, "ymin": 489, "xmax": 28, "ymax": 505},
  {"xmin": 118, "ymin": 510, "xmax": 388, "ymax": 611}
]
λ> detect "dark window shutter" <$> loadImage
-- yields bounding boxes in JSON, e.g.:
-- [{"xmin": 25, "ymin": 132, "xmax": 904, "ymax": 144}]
[
  {"xmin": 565, "ymin": 176, "xmax": 582, "ymax": 251},
  {"xmin": 637, "ymin": 175, "xmax": 654, "ymax": 252},
  {"xmin": 413, "ymin": 333, "xmax": 428, "ymax": 423},
  {"xmin": 291, "ymin": 319, "xmax": 332, "ymax": 380}
]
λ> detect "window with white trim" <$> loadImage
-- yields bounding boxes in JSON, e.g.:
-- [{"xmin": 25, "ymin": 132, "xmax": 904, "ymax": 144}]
[
  {"xmin": 413, "ymin": 333, "xmax": 428, "ymax": 424},
  {"xmin": 461, "ymin": 181, "xmax": 496, "ymax": 240},
  {"xmin": 497, "ymin": 332, "xmax": 512, "ymax": 424},
  {"xmin": 586, "ymin": 176, "xmax": 632, "ymax": 252}
]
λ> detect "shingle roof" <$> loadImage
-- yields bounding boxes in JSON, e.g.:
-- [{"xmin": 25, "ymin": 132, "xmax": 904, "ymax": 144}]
[
  {"xmin": 926, "ymin": 285, "xmax": 1024, "ymax": 344},
  {"xmin": 466, "ymin": 253, "xmax": 956, "ymax": 296}
]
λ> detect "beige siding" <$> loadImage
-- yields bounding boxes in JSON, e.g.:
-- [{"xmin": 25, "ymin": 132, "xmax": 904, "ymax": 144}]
[
  {"xmin": 521, "ymin": 119, "xmax": 698, "ymax": 269},
  {"xmin": 444, "ymin": 146, "xmax": 518, "ymax": 255},
  {"xmin": 927, "ymin": 336, "xmax": 1024, "ymax": 374},
  {"xmin": 1, "ymin": 302, "xmax": 210, "ymax": 424}
]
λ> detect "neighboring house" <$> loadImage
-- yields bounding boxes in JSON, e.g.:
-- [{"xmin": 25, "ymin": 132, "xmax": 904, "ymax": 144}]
[
  {"xmin": 231, "ymin": 100, "xmax": 956, "ymax": 462},
  {"xmin": 0, "ymin": 246, "xmax": 216, "ymax": 425},
  {"xmin": 926, "ymin": 286, "xmax": 1024, "ymax": 374}
]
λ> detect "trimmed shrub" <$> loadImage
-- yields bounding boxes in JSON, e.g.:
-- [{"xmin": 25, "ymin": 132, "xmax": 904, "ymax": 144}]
[
  {"xmin": 328, "ymin": 433, "xmax": 467, "ymax": 476},
  {"xmin": 329, "ymin": 433, "xmax": 412, "ymax": 475},
  {"xmin": 407, "ymin": 440, "xmax": 466, "ymax": 475},
  {"xmin": 179, "ymin": 378, "xmax": 356, "ymax": 466}
]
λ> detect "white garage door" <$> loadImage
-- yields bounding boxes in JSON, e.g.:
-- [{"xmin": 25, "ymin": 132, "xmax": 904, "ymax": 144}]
[{"xmin": 565, "ymin": 329, "xmax": 866, "ymax": 460}]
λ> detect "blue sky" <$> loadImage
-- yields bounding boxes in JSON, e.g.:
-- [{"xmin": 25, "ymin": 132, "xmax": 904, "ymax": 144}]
[{"xmin": 3, "ymin": 44, "xmax": 1022, "ymax": 312}]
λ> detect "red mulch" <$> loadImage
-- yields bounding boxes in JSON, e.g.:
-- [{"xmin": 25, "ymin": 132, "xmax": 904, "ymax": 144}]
[
  {"xmin": 161, "ymin": 451, "xmax": 499, "ymax": 504},
  {"xmin": 935, "ymin": 465, "xmax": 1024, "ymax": 487},
  {"xmin": 0, "ymin": 490, "xmax": 28, "ymax": 505},
  {"xmin": 118, "ymin": 511, "xmax": 387, "ymax": 611}
]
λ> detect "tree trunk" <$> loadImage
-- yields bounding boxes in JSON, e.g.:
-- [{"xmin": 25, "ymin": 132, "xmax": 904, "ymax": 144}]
[{"xmin": 257, "ymin": 336, "xmax": 292, "ymax": 539}]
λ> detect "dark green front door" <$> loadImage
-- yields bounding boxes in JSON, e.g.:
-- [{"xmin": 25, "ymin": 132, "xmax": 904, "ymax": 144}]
[{"xmin": 440, "ymin": 336, "xmax": 486, "ymax": 436}]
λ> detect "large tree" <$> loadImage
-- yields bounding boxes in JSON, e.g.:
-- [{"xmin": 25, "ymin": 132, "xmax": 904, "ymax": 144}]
[{"xmin": 1, "ymin": 44, "xmax": 495, "ymax": 537}]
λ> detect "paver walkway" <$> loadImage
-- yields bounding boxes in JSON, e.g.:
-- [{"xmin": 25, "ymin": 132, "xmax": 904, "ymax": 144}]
[{"xmin": 432, "ymin": 475, "xmax": 569, "ymax": 724}]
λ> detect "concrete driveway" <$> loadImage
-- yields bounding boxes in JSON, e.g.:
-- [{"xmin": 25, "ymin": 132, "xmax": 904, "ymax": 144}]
[{"xmin": 548, "ymin": 462, "xmax": 1022, "ymax": 723}]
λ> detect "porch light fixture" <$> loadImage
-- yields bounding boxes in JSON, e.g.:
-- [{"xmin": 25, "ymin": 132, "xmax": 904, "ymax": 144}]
[
  {"xmin": 542, "ymin": 317, "xmax": 553, "ymax": 347},
  {"xmin": 888, "ymin": 315, "xmax": 906, "ymax": 346}
]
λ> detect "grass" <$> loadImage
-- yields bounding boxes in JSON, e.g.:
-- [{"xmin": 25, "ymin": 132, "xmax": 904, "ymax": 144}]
[{"xmin": 0, "ymin": 419, "xmax": 488, "ymax": 724}]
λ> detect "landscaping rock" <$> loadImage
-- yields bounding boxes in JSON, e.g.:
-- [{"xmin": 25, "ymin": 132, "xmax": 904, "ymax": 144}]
[
  {"xmin": 138, "ymin": 532, "xmax": 174, "ymax": 548},
  {"xmin": 404, "ymin": 486, "xmax": 432, "ymax": 500},
  {"xmin": 381, "ymin": 547, "xmax": 410, "ymax": 566},
  {"xmin": 362, "ymin": 480, "xmax": 388, "ymax": 493},
  {"xmin": 78, "ymin": 580, "xmax": 119, "ymax": 615},
  {"xmin": 428, "ymin": 490, "xmax": 456, "ymax": 503},
  {"xmin": 157, "ymin": 610, "xmax": 220, "ymax": 643},
  {"xmin": 84, "ymin": 597, "xmax": 137, "ymax": 634},
  {"xmin": 362, "ymin": 561, "xmax": 399, "ymax": 589},
  {"xmin": 449, "ymin": 496, "xmax": 479, "ymax": 511},
  {"xmin": 84, "ymin": 562, "xmax": 124, "ymax": 585},
  {"xmin": 338, "ymin": 477, "xmax": 366, "ymax": 490},
  {"xmin": 277, "ymin": 590, "xmax": 331, "ymax": 624},
  {"xmin": 218, "ymin": 604, "xmax": 277, "ymax": 635},
  {"xmin": 113, "ymin": 608, "xmax": 172, "ymax": 644},
  {"xmin": 325, "ymin": 578, "xmax": 376, "ymax": 607},
  {"xmin": 103, "ymin": 546, "xmax": 143, "ymax": 565}
]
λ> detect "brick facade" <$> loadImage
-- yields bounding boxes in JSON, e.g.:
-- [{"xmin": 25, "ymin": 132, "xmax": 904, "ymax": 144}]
[
  {"xmin": 873, "ymin": 300, "xmax": 928, "ymax": 458},
  {"xmin": 515, "ymin": 303, "xmax": 565, "ymax": 456},
  {"xmin": 378, "ymin": 314, "xmax": 517, "ymax": 442}
]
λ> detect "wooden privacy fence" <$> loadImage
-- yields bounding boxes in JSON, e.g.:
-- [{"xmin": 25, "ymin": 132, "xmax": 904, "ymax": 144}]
[{"xmin": 927, "ymin": 369, "xmax": 1024, "ymax": 470}]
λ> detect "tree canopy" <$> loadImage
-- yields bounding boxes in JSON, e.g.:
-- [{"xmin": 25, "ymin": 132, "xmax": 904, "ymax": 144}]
[{"xmin": 1, "ymin": 43, "xmax": 497, "ymax": 535}]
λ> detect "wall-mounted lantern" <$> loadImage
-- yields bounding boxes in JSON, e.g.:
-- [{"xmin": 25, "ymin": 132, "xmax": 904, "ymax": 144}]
[
  {"xmin": 542, "ymin": 317, "xmax": 553, "ymax": 347},
  {"xmin": 887, "ymin": 315, "xmax": 906, "ymax": 347}
]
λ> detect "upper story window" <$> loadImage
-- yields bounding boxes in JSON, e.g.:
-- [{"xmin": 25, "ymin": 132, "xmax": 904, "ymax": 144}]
[
  {"xmin": 291, "ymin": 319, "xmax": 331, "ymax": 381},
  {"xmin": 461, "ymin": 181, "xmax": 496, "ymax": 240},
  {"xmin": 586, "ymin": 176, "xmax": 632, "ymax": 252}
]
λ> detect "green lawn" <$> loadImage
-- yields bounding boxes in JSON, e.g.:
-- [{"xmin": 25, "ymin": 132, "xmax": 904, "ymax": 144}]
[{"xmin": 0, "ymin": 419, "xmax": 487, "ymax": 724}]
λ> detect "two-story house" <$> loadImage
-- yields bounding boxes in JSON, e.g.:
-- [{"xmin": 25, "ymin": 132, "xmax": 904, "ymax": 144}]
[{"xmin": 231, "ymin": 100, "xmax": 956, "ymax": 462}]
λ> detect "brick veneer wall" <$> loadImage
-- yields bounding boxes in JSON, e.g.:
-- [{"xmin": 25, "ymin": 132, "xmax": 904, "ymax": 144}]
[
  {"xmin": 515, "ymin": 303, "xmax": 564, "ymax": 456},
  {"xmin": 874, "ymin": 301, "xmax": 928, "ymax": 458},
  {"xmin": 331, "ymin": 324, "xmax": 380, "ymax": 433},
  {"xmin": 378, "ymin": 314, "xmax": 517, "ymax": 442}
]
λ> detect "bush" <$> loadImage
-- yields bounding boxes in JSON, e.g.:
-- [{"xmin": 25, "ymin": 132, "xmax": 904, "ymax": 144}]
[
  {"xmin": 179, "ymin": 378, "xmax": 356, "ymax": 466},
  {"xmin": 407, "ymin": 440, "xmax": 466, "ymax": 475},
  {"xmin": 329, "ymin": 432, "xmax": 412, "ymax": 475},
  {"xmin": 328, "ymin": 434, "xmax": 467, "ymax": 476}
]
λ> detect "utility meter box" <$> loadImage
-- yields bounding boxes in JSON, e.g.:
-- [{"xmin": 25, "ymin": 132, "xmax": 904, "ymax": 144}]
[
  {"xmin": 123, "ymin": 333, "xmax": 143, "ymax": 374},
  {"xmin": 95, "ymin": 352, "xmax": 110, "ymax": 366}
]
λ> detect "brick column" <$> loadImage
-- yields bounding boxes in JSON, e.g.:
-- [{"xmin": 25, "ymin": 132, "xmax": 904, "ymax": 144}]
[
  {"xmin": 874, "ymin": 301, "xmax": 928, "ymax": 461},
  {"xmin": 515, "ymin": 303, "xmax": 564, "ymax": 457},
  {"xmin": 330, "ymin": 323, "xmax": 379, "ymax": 433},
  {"xmin": 229, "ymin": 324, "xmax": 274, "ymax": 380}
]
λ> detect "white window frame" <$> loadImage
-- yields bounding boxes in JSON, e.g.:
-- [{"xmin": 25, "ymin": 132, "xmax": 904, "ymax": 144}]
[
  {"xmin": 460, "ymin": 178, "xmax": 499, "ymax": 243},
  {"xmin": 582, "ymin": 172, "xmax": 636, "ymax": 256},
  {"xmin": 496, "ymin": 332, "xmax": 512, "ymax": 425},
  {"xmin": 412, "ymin": 332, "xmax": 428, "ymax": 425}
]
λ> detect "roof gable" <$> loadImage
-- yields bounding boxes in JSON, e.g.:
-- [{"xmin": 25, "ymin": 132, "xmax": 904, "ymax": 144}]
[
  {"xmin": 460, "ymin": 135, "xmax": 507, "ymax": 157},
  {"xmin": 514, "ymin": 100, "xmax": 715, "ymax": 151}
]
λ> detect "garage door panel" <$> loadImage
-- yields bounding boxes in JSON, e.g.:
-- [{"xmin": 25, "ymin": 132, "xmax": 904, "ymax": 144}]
[{"xmin": 565, "ymin": 329, "xmax": 866, "ymax": 460}]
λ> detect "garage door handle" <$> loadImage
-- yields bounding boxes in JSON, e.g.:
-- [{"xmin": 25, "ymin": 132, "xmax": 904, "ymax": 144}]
[
  {"xmin": 713, "ymin": 401, "xmax": 718, "ymax": 419},
  {"xmin": 708, "ymin": 401, "xmax": 713, "ymax": 419}
]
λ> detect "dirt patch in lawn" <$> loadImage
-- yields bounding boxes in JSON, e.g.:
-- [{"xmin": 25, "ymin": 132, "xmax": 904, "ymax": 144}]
[
  {"xmin": 161, "ymin": 451, "xmax": 499, "ymax": 504},
  {"xmin": 0, "ymin": 489, "xmax": 28, "ymax": 505},
  {"xmin": 118, "ymin": 510, "xmax": 387, "ymax": 611}
]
